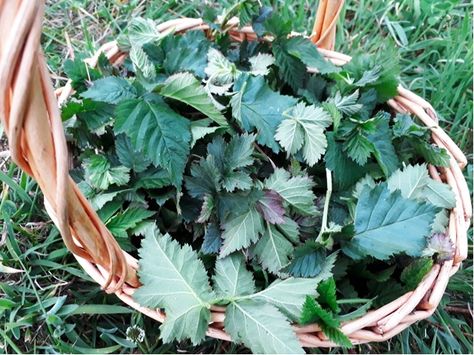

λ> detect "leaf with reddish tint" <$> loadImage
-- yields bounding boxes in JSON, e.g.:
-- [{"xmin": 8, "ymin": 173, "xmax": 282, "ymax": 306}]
[{"xmin": 257, "ymin": 190, "xmax": 286, "ymax": 224}]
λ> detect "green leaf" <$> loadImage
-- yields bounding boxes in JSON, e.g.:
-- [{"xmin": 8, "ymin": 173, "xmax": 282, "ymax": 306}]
[
  {"xmin": 64, "ymin": 56, "xmax": 101, "ymax": 92},
  {"xmin": 285, "ymin": 241, "xmax": 338, "ymax": 280},
  {"xmin": 400, "ymin": 258, "xmax": 434, "ymax": 290},
  {"xmin": 253, "ymin": 223, "xmax": 294, "ymax": 274},
  {"xmin": 83, "ymin": 155, "xmax": 130, "ymax": 190},
  {"xmin": 387, "ymin": 164, "xmax": 456, "ymax": 208},
  {"xmin": 201, "ymin": 223, "xmax": 222, "ymax": 254},
  {"xmin": 284, "ymin": 36, "xmax": 339, "ymax": 74},
  {"xmin": 325, "ymin": 133, "xmax": 369, "ymax": 190},
  {"xmin": 329, "ymin": 91, "xmax": 363, "ymax": 116},
  {"xmin": 213, "ymin": 253, "xmax": 255, "ymax": 298},
  {"xmin": 265, "ymin": 168, "xmax": 317, "ymax": 215},
  {"xmin": 300, "ymin": 297, "xmax": 352, "ymax": 348},
  {"xmin": 161, "ymin": 31, "xmax": 211, "ymax": 77},
  {"xmin": 225, "ymin": 300, "xmax": 304, "ymax": 354},
  {"xmin": 231, "ymin": 74, "xmax": 297, "ymax": 152},
  {"xmin": 134, "ymin": 229, "xmax": 215, "ymax": 345},
  {"xmin": 125, "ymin": 17, "xmax": 169, "ymax": 47},
  {"xmin": 190, "ymin": 119, "xmax": 220, "ymax": 147},
  {"xmin": 115, "ymin": 134, "xmax": 151, "ymax": 173},
  {"xmin": 115, "ymin": 94, "xmax": 191, "ymax": 186},
  {"xmin": 275, "ymin": 102, "xmax": 330, "ymax": 166},
  {"xmin": 272, "ymin": 38, "xmax": 307, "ymax": 90},
  {"xmin": 158, "ymin": 72, "xmax": 228, "ymax": 127},
  {"xmin": 251, "ymin": 278, "xmax": 317, "ymax": 320},
  {"xmin": 186, "ymin": 155, "xmax": 221, "ymax": 198},
  {"xmin": 343, "ymin": 183, "xmax": 440, "ymax": 260},
  {"xmin": 106, "ymin": 207, "xmax": 155, "ymax": 238},
  {"xmin": 317, "ymin": 278, "xmax": 339, "ymax": 313},
  {"xmin": 134, "ymin": 167, "xmax": 171, "ymax": 189},
  {"xmin": 367, "ymin": 113, "xmax": 400, "ymax": 176},
  {"xmin": 343, "ymin": 132, "xmax": 374, "ymax": 166},
  {"xmin": 81, "ymin": 77, "xmax": 137, "ymax": 104},
  {"xmin": 130, "ymin": 45, "xmax": 156, "ymax": 78},
  {"xmin": 249, "ymin": 53, "xmax": 275, "ymax": 76},
  {"xmin": 220, "ymin": 207, "xmax": 264, "ymax": 257}
]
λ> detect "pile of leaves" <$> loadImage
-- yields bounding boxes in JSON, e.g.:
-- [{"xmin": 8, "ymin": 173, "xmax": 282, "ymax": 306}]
[{"xmin": 61, "ymin": 5, "xmax": 456, "ymax": 353}]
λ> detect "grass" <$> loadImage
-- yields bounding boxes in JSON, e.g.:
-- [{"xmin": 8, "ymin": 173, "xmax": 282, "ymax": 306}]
[{"xmin": 0, "ymin": 0, "xmax": 472, "ymax": 353}]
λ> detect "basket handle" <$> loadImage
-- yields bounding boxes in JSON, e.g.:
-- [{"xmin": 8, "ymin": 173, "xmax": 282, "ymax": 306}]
[
  {"xmin": 0, "ymin": 0, "xmax": 137, "ymax": 291},
  {"xmin": 311, "ymin": 0, "xmax": 345, "ymax": 50}
]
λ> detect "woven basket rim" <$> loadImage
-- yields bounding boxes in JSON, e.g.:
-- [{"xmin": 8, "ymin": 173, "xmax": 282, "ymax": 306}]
[{"xmin": 0, "ymin": 2, "xmax": 471, "ymax": 348}]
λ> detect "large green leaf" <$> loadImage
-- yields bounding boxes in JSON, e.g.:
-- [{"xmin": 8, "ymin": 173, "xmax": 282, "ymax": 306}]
[
  {"xmin": 231, "ymin": 74, "xmax": 297, "ymax": 152},
  {"xmin": 81, "ymin": 77, "xmax": 137, "ymax": 104},
  {"xmin": 275, "ymin": 102, "xmax": 331, "ymax": 166},
  {"xmin": 343, "ymin": 183, "xmax": 440, "ymax": 260},
  {"xmin": 265, "ymin": 168, "xmax": 317, "ymax": 215},
  {"xmin": 220, "ymin": 207, "xmax": 264, "ymax": 257},
  {"xmin": 158, "ymin": 72, "xmax": 228, "ymax": 127},
  {"xmin": 134, "ymin": 229, "xmax": 215, "ymax": 345},
  {"xmin": 225, "ymin": 300, "xmax": 304, "ymax": 354},
  {"xmin": 115, "ymin": 94, "xmax": 191, "ymax": 186}
]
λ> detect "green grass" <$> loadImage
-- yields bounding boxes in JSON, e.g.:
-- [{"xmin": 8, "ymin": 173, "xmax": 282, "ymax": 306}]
[{"xmin": 0, "ymin": 0, "xmax": 472, "ymax": 353}]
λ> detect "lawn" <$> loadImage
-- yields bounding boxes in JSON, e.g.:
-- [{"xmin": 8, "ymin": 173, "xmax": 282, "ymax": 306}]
[{"xmin": 0, "ymin": 0, "xmax": 472, "ymax": 353}]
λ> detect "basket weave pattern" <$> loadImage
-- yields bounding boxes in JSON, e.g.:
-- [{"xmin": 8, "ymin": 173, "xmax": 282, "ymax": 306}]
[{"xmin": 0, "ymin": 0, "xmax": 471, "ymax": 348}]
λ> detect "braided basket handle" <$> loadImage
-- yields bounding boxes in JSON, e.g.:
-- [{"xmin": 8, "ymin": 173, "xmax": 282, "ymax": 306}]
[
  {"xmin": 311, "ymin": 0, "xmax": 344, "ymax": 50},
  {"xmin": 0, "ymin": 0, "xmax": 137, "ymax": 291}
]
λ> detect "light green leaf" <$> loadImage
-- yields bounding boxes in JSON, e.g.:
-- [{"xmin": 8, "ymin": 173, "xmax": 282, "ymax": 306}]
[
  {"xmin": 276, "ymin": 102, "xmax": 330, "ymax": 166},
  {"xmin": 190, "ymin": 119, "xmax": 219, "ymax": 147},
  {"xmin": 231, "ymin": 74, "xmax": 297, "ymax": 152},
  {"xmin": 134, "ymin": 230, "xmax": 215, "ymax": 345},
  {"xmin": 220, "ymin": 207, "xmax": 264, "ymax": 257},
  {"xmin": 125, "ymin": 17, "xmax": 171, "ymax": 47},
  {"xmin": 81, "ymin": 77, "xmax": 137, "ymax": 104},
  {"xmin": 225, "ymin": 300, "xmax": 304, "ymax": 354},
  {"xmin": 159, "ymin": 72, "xmax": 228, "ymax": 127},
  {"xmin": 115, "ymin": 94, "xmax": 190, "ymax": 186},
  {"xmin": 253, "ymin": 223, "xmax": 293, "ymax": 274},
  {"xmin": 265, "ymin": 168, "xmax": 317, "ymax": 215},
  {"xmin": 130, "ymin": 45, "xmax": 156, "ymax": 78},
  {"xmin": 343, "ymin": 183, "xmax": 440, "ymax": 260},
  {"xmin": 205, "ymin": 48, "xmax": 237, "ymax": 93},
  {"xmin": 251, "ymin": 278, "xmax": 317, "ymax": 320},
  {"xmin": 387, "ymin": 164, "xmax": 456, "ymax": 208},
  {"xmin": 213, "ymin": 253, "xmax": 255, "ymax": 298},
  {"xmin": 83, "ymin": 155, "xmax": 130, "ymax": 190},
  {"xmin": 249, "ymin": 53, "xmax": 275, "ymax": 76},
  {"xmin": 329, "ymin": 90, "xmax": 362, "ymax": 116}
]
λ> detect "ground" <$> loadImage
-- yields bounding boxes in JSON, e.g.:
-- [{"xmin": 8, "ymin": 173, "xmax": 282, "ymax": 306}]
[{"xmin": 0, "ymin": 0, "xmax": 472, "ymax": 353}]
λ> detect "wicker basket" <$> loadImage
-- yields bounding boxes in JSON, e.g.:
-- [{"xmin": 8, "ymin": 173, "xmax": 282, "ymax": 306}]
[{"xmin": 0, "ymin": 0, "xmax": 471, "ymax": 348}]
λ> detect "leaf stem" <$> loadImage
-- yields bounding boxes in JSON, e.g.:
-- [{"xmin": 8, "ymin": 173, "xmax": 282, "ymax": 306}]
[
  {"xmin": 316, "ymin": 169, "xmax": 332, "ymax": 242},
  {"xmin": 253, "ymin": 143, "xmax": 276, "ymax": 170}
]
